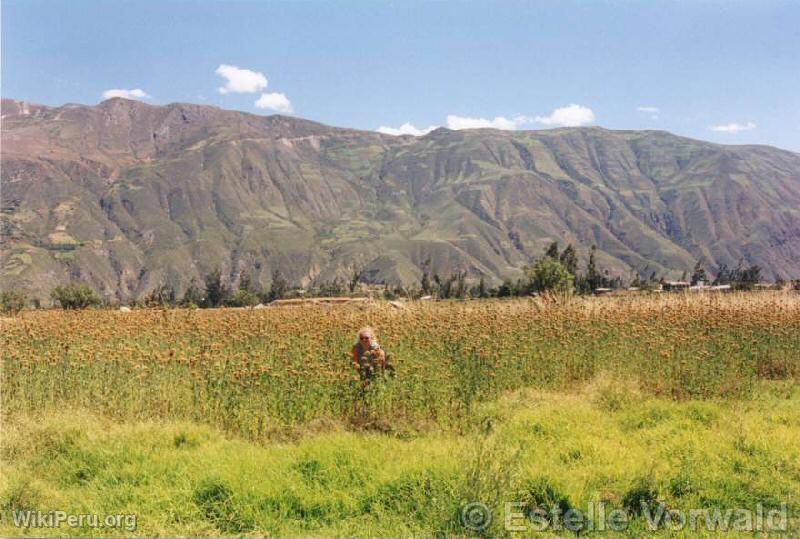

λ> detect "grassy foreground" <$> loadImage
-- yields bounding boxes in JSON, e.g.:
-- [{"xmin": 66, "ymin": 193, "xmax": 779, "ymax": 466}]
[
  {"xmin": 2, "ymin": 293, "xmax": 800, "ymax": 536},
  {"xmin": 2, "ymin": 384, "xmax": 800, "ymax": 537}
]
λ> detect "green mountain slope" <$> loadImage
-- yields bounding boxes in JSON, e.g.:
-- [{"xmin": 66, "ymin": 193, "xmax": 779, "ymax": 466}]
[{"xmin": 2, "ymin": 97, "xmax": 799, "ymax": 301}]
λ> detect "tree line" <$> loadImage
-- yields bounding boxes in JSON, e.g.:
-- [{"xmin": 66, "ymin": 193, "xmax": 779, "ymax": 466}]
[{"xmin": 0, "ymin": 245, "xmax": 797, "ymax": 314}]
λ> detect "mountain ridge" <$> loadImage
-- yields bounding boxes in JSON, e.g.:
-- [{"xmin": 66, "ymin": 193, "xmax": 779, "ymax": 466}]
[
  {"xmin": 9, "ymin": 97, "xmax": 796, "ymax": 154},
  {"xmin": 2, "ymin": 98, "xmax": 799, "ymax": 301}
]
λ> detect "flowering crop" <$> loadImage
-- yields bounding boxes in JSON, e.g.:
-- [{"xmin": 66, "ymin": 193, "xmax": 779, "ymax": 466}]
[{"xmin": 2, "ymin": 293, "xmax": 798, "ymax": 440}]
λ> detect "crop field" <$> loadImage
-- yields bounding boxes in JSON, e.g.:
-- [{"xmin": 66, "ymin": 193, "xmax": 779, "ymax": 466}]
[{"xmin": 2, "ymin": 293, "xmax": 800, "ymax": 536}]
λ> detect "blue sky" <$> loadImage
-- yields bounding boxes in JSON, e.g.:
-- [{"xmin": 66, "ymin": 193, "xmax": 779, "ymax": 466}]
[{"xmin": 3, "ymin": 0, "xmax": 799, "ymax": 151}]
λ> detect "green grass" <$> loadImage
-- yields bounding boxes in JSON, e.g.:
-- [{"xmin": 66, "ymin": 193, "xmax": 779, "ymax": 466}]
[{"xmin": 3, "ymin": 381, "xmax": 800, "ymax": 537}]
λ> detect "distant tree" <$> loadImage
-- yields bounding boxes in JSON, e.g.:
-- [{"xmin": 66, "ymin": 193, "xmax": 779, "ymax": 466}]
[
  {"xmin": 515, "ymin": 278, "xmax": 526, "ymax": 296},
  {"xmin": 438, "ymin": 274, "xmax": 453, "ymax": 299},
  {"xmin": 738, "ymin": 265, "xmax": 762, "ymax": 289},
  {"xmin": 238, "ymin": 270, "xmax": 256, "ymax": 294},
  {"xmin": 496, "ymin": 279, "xmax": 515, "ymax": 298},
  {"xmin": 317, "ymin": 278, "xmax": 345, "ymax": 297},
  {"xmin": 432, "ymin": 274, "xmax": 443, "ymax": 297},
  {"xmin": 144, "ymin": 283, "xmax": 176, "ymax": 308},
  {"xmin": 227, "ymin": 288, "xmax": 259, "ymax": 307},
  {"xmin": 587, "ymin": 245, "xmax": 600, "ymax": 282},
  {"xmin": 51, "ymin": 282, "xmax": 101, "ymax": 310},
  {"xmin": 267, "ymin": 269, "xmax": 288, "ymax": 302},
  {"xmin": 525, "ymin": 257, "xmax": 574, "ymax": 294},
  {"xmin": 202, "ymin": 269, "xmax": 229, "ymax": 308},
  {"xmin": 633, "ymin": 270, "xmax": 660, "ymax": 291},
  {"xmin": 181, "ymin": 278, "xmax": 204, "ymax": 306},
  {"xmin": 690, "ymin": 260, "xmax": 708, "ymax": 285},
  {"xmin": 394, "ymin": 283, "xmax": 408, "ymax": 299},
  {"xmin": 714, "ymin": 262, "xmax": 762, "ymax": 290},
  {"xmin": 420, "ymin": 272, "xmax": 432, "ymax": 295},
  {"xmin": 608, "ymin": 271, "xmax": 623, "ymax": 290},
  {"xmin": 348, "ymin": 266, "xmax": 363, "ymax": 294},
  {"xmin": 0, "ymin": 289, "xmax": 27, "ymax": 315},
  {"xmin": 453, "ymin": 271, "xmax": 467, "ymax": 299},
  {"xmin": 419, "ymin": 258, "xmax": 433, "ymax": 295},
  {"xmin": 580, "ymin": 245, "xmax": 604, "ymax": 293},
  {"xmin": 713, "ymin": 264, "xmax": 729, "ymax": 285},
  {"xmin": 559, "ymin": 244, "xmax": 578, "ymax": 275},
  {"xmin": 545, "ymin": 241, "xmax": 560, "ymax": 259},
  {"xmin": 432, "ymin": 271, "xmax": 468, "ymax": 299},
  {"xmin": 226, "ymin": 269, "xmax": 261, "ymax": 306},
  {"xmin": 382, "ymin": 284, "xmax": 397, "ymax": 300},
  {"xmin": 574, "ymin": 245, "xmax": 618, "ymax": 294},
  {"xmin": 472, "ymin": 275, "xmax": 489, "ymax": 298}
]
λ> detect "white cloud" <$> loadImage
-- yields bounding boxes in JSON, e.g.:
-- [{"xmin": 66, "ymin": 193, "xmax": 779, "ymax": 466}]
[
  {"xmin": 216, "ymin": 64, "xmax": 267, "ymax": 94},
  {"xmin": 379, "ymin": 104, "xmax": 597, "ymax": 134},
  {"xmin": 636, "ymin": 106, "xmax": 660, "ymax": 120},
  {"xmin": 533, "ymin": 104, "xmax": 595, "ymax": 127},
  {"xmin": 446, "ymin": 115, "xmax": 521, "ymax": 130},
  {"xmin": 637, "ymin": 106, "xmax": 660, "ymax": 120},
  {"xmin": 216, "ymin": 65, "xmax": 294, "ymax": 114},
  {"xmin": 377, "ymin": 122, "xmax": 438, "ymax": 136},
  {"xmin": 102, "ymin": 88, "xmax": 150, "ymax": 100},
  {"xmin": 254, "ymin": 92, "xmax": 293, "ymax": 114},
  {"xmin": 379, "ymin": 115, "xmax": 523, "ymax": 134},
  {"xmin": 710, "ymin": 121, "xmax": 756, "ymax": 133}
]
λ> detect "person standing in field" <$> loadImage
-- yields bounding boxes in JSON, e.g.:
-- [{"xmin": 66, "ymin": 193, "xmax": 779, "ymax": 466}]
[{"xmin": 351, "ymin": 327, "xmax": 393, "ymax": 380}]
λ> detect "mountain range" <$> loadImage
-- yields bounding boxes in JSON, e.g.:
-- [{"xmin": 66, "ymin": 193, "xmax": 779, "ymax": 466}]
[{"xmin": 2, "ymin": 97, "xmax": 799, "ymax": 302}]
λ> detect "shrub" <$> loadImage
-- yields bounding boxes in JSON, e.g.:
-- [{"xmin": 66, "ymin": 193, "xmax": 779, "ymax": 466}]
[
  {"xmin": 202, "ymin": 269, "xmax": 229, "ymax": 308},
  {"xmin": 668, "ymin": 470, "xmax": 695, "ymax": 498},
  {"xmin": 0, "ymin": 289, "xmax": 27, "ymax": 315},
  {"xmin": 622, "ymin": 477, "xmax": 662, "ymax": 517},
  {"xmin": 180, "ymin": 278, "xmax": 204, "ymax": 306},
  {"xmin": 142, "ymin": 283, "xmax": 177, "ymax": 308},
  {"xmin": 192, "ymin": 477, "xmax": 253, "ymax": 532},
  {"xmin": 226, "ymin": 289, "xmax": 259, "ymax": 307},
  {"xmin": 50, "ymin": 282, "xmax": 101, "ymax": 310},
  {"xmin": 518, "ymin": 477, "xmax": 573, "ymax": 519},
  {"xmin": 517, "ymin": 477, "xmax": 591, "ymax": 533},
  {"xmin": 524, "ymin": 258, "xmax": 574, "ymax": 294}
]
